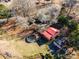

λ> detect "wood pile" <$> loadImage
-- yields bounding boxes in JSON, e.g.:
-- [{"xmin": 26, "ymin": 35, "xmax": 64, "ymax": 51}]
[
  {"xmin": 1, "ymin": 17, "xmax": 16, "ymax": 30},
  {"xmin": 0, "ymin": 17, "xmax": 38, "ymax": 37},
  {"xmin": 7, "ymin": 26, "xmax": 25, "ymax": 35},
  {"xmin": 19, "ymin": 24, "xmax": 38, "ymax": 37}
]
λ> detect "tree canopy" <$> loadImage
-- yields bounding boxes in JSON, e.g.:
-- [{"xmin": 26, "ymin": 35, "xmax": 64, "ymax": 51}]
[{"xmin": 0, "ymin": 4, "xmax": 7, "ymax": 10}]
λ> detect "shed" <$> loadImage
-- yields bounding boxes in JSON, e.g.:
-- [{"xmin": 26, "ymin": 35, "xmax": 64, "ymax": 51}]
[{"xmin": 41, "ymin": 27, "xmax": 60, "ymax": 41}]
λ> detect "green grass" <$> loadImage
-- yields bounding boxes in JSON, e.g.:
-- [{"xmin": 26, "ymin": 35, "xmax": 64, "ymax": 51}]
[
  {"xmin": 0, "ymin": 4, "xmax": 7, "ymax": 10},
  {"xmin": 0, "ymin": 29, "xmax": 49, "ymax": 59}
]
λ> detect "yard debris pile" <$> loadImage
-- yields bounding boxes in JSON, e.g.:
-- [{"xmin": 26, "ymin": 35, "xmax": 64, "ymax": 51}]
[{"xmin": 0, "ymin": 16, "xmax": 37, "ymax": 36}]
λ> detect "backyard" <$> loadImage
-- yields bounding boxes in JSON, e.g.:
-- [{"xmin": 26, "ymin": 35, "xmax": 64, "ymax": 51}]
[{"xmin": 0, "ymin": 0, "xmax": 79, "ymax": 59}]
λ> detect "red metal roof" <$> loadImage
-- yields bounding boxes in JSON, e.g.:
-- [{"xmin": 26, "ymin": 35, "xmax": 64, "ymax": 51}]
[
  {"xmin": 42, "ymin": 31, "xmax": 52, "ymax": 40},
  {"xmin": 42, "ymin": 27, "xmax": 60, "ymax": 41}
]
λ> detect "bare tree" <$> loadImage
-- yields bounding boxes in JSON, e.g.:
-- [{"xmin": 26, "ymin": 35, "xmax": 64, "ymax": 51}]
[
  {"xmin": 11, "ymin": 0, "xmax": 37, "ymax": 17},
  {"xmin": 67, "ymin": 0, "xmax": 77, "ymax": 16}
]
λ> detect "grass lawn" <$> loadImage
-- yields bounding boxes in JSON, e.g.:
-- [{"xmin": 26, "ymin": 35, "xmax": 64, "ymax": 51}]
[{"xmin": 0, "ymin": 29, "xmax": 49, "ymax": 59}]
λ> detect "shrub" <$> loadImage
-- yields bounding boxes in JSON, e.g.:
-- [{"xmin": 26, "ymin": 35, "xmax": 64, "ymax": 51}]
[
  {"xmin": 0, "ymin": 4, "xmax": 12, "ymax": 19},
  {"xmin": 68, "ymin": 20, "xmax": 78, "ymax": 31},
  {"xmin": 68, "ymin": 23, "xmax": 79, "ymax": 49},
  {"xmin": 58, "ymin": 16, "xmax": 69, "ymax": 26},
  {"xmin": 0, "ymin": 10, "xmax": 12, "ymax": 19},
  {"xmin": 0, "ymin": 4, "xmax": 6, "ymax": 10}
]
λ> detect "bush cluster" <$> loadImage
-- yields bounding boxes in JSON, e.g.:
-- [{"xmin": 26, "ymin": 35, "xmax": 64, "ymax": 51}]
[{"xmin": 0, "ymin": 4, "xmax": 12, "ymax": 19}]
